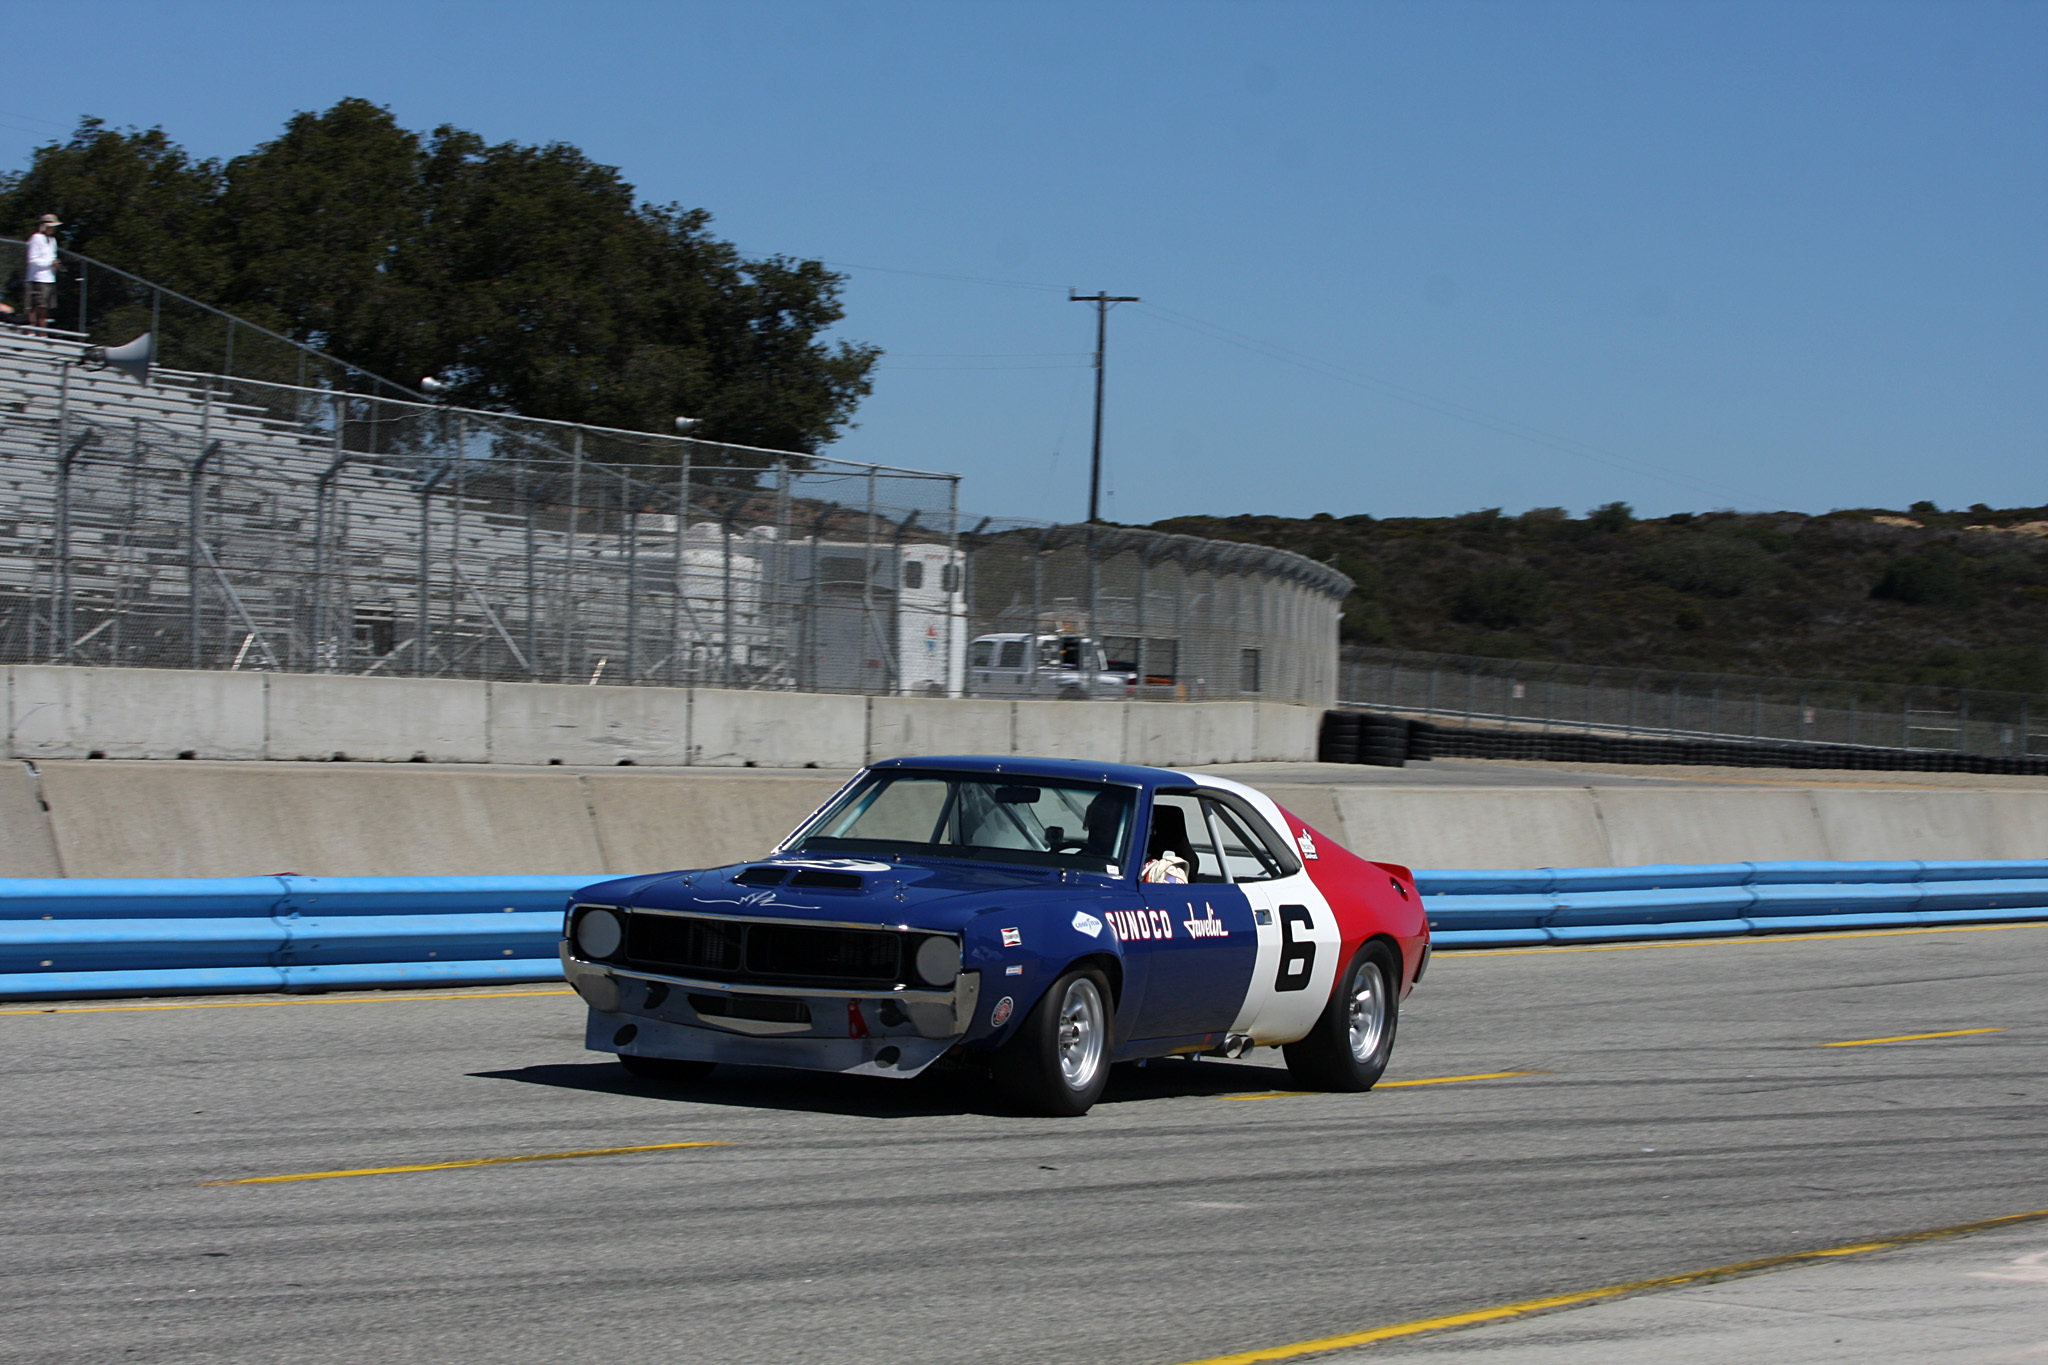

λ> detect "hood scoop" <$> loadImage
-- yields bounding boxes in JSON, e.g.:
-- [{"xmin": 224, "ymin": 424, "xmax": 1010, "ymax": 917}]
[{"xmin": 732, "ymin": 865, "xmax": 866, "ymax": 892}]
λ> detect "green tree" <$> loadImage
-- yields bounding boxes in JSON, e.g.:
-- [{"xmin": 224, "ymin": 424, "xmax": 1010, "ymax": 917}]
[
  {"xmin": 1449, "ymin": 566, "xmax": 1553, "ymax": 629},
  {"xmin": 1, "ymin": 101, "xmax": 879, "ymax": 455}
]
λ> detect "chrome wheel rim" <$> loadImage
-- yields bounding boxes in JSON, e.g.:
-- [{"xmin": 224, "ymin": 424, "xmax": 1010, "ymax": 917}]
[
  {"xmin": 1346, "ymin": 961, "xmax": 1388, "ymax": 1062},
  {"xmin": 1056, "ymin": 978, "xmax": 1106, "ymax": 1089}
]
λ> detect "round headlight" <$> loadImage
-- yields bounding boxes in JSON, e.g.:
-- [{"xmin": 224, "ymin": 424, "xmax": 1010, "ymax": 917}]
[
  {"xmin": 575, "ymin": 908, "xmax": 623, "ymax": 960},
  {"xmin": 914, "ymin": 935, "xmax": 960, "ymax": 988}
]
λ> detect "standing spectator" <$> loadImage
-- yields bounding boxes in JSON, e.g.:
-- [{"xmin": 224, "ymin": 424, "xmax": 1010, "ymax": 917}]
[{"xmin": 25, "ymin": 214, "xmax": 62, "ymax": 332}]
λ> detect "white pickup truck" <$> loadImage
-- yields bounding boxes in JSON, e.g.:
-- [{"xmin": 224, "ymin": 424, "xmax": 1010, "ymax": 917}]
[{"xmin": 967, "ymin": 632, "xmax": 1133, "ymax": 698}]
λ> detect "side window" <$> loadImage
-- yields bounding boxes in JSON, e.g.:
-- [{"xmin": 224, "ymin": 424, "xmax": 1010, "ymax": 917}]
[
  {"xmin": 1146, "ymin": 793, "xmax": 1227, "ymax": 884},
  {"xmin": 996, "ymin": 640, "xmax": 1025, "ymax": 669},
  {"xmin": 902, "ymin": 559, "xmax": 925, "ymax": 590},
  {"xmin": 969, "ymin": 640, "xmax": 994, "ymax": 668},
  {"xmin": 1206, "ymin": 801, "xmax": 1284, "ymax": 882}
]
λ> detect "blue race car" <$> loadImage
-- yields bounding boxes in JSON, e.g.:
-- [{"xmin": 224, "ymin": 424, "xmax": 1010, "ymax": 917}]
[{"xmin": 562, "ymin": 755, "xmax": 1428, "ymax": 1115}]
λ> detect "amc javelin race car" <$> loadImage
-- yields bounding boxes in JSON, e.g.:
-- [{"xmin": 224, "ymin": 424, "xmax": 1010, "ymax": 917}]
[{"xmin": 562, "ymin": 756, "xmax": 1428, "ymax": 1116}]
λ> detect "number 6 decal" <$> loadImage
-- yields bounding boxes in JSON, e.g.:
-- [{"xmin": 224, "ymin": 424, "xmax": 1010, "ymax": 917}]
[{"xmin": 1275, "ymin": 904, "xmax": 1316, "ymax": 992}]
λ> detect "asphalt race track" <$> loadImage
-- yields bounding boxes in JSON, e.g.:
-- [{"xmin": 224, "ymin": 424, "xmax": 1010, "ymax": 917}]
[{"xmin": 2, "ymin": 923, "xmax": 2044, "ymax": 1365}]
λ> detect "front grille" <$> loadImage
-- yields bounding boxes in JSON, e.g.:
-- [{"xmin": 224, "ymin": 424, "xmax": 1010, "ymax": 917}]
[
  {"xmin": 627, "ymin": 915, "xmax": 742, "ymax": 974},
  {"xmin": 747, "ymin": 923, "xmax": 901, "ymax": 981},
  {"xmin": 624, "ymin": 913, "xmax": 904, "ymax": 987}
]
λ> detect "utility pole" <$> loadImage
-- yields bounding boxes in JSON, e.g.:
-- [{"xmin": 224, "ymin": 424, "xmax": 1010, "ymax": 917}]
[{"xmin": 1070, "ymin": 290, "xmax": 1140, "ymax": 523}]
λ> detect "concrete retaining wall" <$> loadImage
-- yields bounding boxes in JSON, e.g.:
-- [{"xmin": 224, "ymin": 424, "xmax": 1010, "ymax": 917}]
[
  {"xmin": 7, "ymin": 759, "xmax": 2046, "ymax": 881},
  {"xmin": 0, "ymin": 666, "xmax": 1321, "ymax": 769},
  {"xmin": 1261, "ymin": 784, "xmax": 2048, "ymax": 870}
]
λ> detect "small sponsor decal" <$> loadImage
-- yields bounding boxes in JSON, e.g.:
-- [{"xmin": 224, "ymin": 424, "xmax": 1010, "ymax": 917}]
[
  {"xmin": 1005, "ymin": 964, "xmax": 1024, "ymax": 976},
  {"xmin": 1106, "ymin": 909, "xmax": 1177, "ymax": 942},
  {"xmin": 1071, "ymin": 910, "xmax": 1103, "ymax": 938},
  {"xmin": 1296, "ymin": 829, "xmax": 1319, "ymax": 860},
  {"xmin": 1181, "ymin": 903, "xmax": 1230, "ymax": 939},
  {"xmin": 991, "ymin": 996, "xmax": 1015, "ymax": 1026},
  {"xmin": 1001, "ymin": 927, "xmax": 1022, "ymax": 947}
]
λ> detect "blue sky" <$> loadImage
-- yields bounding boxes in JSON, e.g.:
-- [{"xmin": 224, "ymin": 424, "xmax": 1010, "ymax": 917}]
[{"xmin": 6, "ymin": 1, "xmax": 2042, "ymax": 525}]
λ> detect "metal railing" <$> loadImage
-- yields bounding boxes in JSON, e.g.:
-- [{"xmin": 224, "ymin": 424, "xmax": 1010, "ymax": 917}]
[
  {"xmin": 0, "ymin": 320, "xmax": 1349, "ymax": 703},
  {"xmin": 1341, "ymin": 647, "xmax": 2048, "ymax": 757}
]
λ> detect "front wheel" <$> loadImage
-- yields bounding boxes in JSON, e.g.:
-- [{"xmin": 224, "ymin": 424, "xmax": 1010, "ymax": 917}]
[
  {"xmin": 1283, "ymin": 943, "xmax": 1398, "ymax": 1091},
  {"xmin": 994, "ymin": 968, "xmax": 1112, "ymax": 1116},
  {"xmin": 619, "ymin": 1054, "xmax": 716, "ymax": 1084}
]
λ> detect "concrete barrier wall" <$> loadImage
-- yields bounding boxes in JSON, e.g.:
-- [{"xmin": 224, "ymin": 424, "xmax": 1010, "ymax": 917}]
[
  {"xmin": 0, "ymin": 667, "xmax": 1320, "ymax": 770},
  {"xmin": 1258, "ymin": 784, "xmax": 2048, "ymax": 869},
  {"xmin": 9, "ymin": 758, "xmax": 2047, "ymax": 881}
]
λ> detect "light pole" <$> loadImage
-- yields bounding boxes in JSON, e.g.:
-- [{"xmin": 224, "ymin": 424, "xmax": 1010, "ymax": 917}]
[{"xmin": 1069, "ymin": 290, "xmax": 1139, "ymax": 524}]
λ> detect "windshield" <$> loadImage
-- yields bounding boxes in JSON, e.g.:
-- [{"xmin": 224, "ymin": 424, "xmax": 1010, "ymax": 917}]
[{"xmin": 794, "ymin": 771, "xmax": 1136, "ymax": 874}]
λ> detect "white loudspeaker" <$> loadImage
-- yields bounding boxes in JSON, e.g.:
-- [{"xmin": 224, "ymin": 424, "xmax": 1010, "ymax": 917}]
[{"xmin": 80, "ymin": 332, "xmax": 154, "ymax": 385}]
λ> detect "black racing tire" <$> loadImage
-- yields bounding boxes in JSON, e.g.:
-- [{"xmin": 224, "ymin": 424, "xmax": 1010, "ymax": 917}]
[
  {"xmin": 993, "ymin": 967, "xmax": 1113, "ymax": 1116},
  {"xmin": 1282, "ymin": 942, "xmax": 1399, "ymax": 1091},
  {"xmin": 619, "ymin": 1054, "xmax": 716, "ymax": 1083}
]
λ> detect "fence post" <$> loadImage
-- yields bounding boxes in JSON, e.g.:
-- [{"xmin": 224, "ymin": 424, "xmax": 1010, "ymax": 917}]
[
  {"xmin": 561, "ymin": 430, "xmax": 582, "ymax": 683},
  {"xmin": 623, "ymin": 469, "xmax": 639, "ymax": 684},
  {"xmin": 186, "ymin": 433, "xmax": 221, "ymax": 669},
  {"xmin": 1464, "ymin": 662, "xmax": 1476, "ymax": 727},
  {"xmin": 415, "ymin": 470, "xmax": 444, "ymax": 677},
  {"xmin": 862, "ymin": 469, "xmax": 878, "ymax": 695},
  {"xmin": 1627, "ymin": 673, "xmax": 1639, "ymax": 736}
]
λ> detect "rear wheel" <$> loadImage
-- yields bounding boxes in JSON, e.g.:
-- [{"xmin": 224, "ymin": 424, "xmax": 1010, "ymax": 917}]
[
  {"xmin": 1283, "ymin": 943, "xmax": 1398, "ymax": 1091},
  {"xmin": 994, "ymin": 968, "xmax": 1112, "ymax": 1116},
  {"xmin": 619, "ymin": 1054, "xmax": 716, "ymax": 1083}
]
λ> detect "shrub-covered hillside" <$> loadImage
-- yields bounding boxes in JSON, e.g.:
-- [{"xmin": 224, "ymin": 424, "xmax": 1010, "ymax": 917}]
[{"xmin": 1146, "ymin": 501, "xmax": 2048, "ymax": 692}]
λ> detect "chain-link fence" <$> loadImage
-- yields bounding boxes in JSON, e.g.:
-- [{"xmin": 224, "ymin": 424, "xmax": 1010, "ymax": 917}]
[
  {"xmin": 1342, "ymin": 647, "xmax": 2048, "ymax": 757},
  {"xmin": 0, "ymin": 313, "xmax": 1348, "ymax": 703}
]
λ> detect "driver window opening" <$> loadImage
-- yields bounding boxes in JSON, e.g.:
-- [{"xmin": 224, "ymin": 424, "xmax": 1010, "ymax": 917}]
[{"xmin": 1145, "ymin": 793, "xmax": 1227, "ymax": 883}]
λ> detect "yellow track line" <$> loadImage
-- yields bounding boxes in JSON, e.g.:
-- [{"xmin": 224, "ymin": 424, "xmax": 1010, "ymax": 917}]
[
  {"xmin": 1449, "ymin": 920, "xmax": 2048, "ymax": 958},
  {"xmin": 1172, "ymin": 1205, "xmax": 2048, "ymax": 1364},
  {"xmin": 1823, "ymin": 1027, "xmax": 2003, "ymax": 1047},
  {"xmin": 1222, "ymin": 1071, "xmax": 1542, "ymax": 1101},
  {"xmin": 0, "ymin": 989, "xmax": 575, "ymax": 1016},
  {"xmin": 204, "ymin": 1139, "xmax": 730, "ymax": 1185}
]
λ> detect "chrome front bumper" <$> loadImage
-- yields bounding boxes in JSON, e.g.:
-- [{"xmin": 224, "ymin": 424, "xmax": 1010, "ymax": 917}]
[{"xmin": 562, "ymin": 950, "xmax": 982, "ymax": 1079}]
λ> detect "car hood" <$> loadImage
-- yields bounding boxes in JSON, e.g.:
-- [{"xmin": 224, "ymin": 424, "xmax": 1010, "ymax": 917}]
[{"xmin": 575, "ymin": 855, "xmax": 1107, "ymax": 932}]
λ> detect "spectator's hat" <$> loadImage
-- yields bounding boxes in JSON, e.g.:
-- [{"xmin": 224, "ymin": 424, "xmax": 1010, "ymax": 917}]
[{"xmin": 37, "ymin": 214, "xmax": 60, "ymax": 227}]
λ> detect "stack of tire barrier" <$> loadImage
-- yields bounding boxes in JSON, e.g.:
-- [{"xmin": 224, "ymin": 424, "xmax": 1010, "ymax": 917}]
[
  {"xmin": 1417, "ymin": 858, "xmax": 2048, "ymax": 948},
  {"xmin": 1318, "ymin": 713, "xmax": 1423, "ymax": 767},
  {"xmin": 1319, "ymin": 710, "xmax": 2048, "ymax": 774}
]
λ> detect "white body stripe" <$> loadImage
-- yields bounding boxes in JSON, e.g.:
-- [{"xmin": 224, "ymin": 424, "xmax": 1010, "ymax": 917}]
[{"xmin": 1191, "ymin": 774, "xmax": 1344, "ymax": 1043}]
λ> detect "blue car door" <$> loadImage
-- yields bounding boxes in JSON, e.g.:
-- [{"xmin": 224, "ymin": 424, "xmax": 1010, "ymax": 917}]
[{"xmin": 1124, "ymin": 793, "xmax": 1258, "ymax": 1039}]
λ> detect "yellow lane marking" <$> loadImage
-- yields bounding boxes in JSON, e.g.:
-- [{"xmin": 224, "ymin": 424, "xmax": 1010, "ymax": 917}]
[
  {"xmin": 1448, "ymin": 921, "xmax": 2048, "ymax": 958},
  {"xmin": 1221, "ymin": 1071, "xmax": 1542, "ymax": 1101},
  {"xmin": 1171, "ymin": 1205, "xmax": 2048, "ymax": 1364},
  {"xmin": 1378, "ymin": 1070, "xmax": 1545, "ymax": 1087},
  {"xmin": 1823, "ymin": 1027, "xmax": 2004, "ymax": 1048},
  {"xmin": 203, "ymin": 1140, "xmax": 730, "ymax": 1185},
  {"xmin": 0, "ymin": 989, "xmax": 575, "ymax": 1016}
]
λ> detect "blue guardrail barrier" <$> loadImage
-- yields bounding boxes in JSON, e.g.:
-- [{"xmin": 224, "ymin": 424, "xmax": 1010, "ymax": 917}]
[{"xmin": 4, "ymin": 861, "xmax": 2048, "ymax": 1000}]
